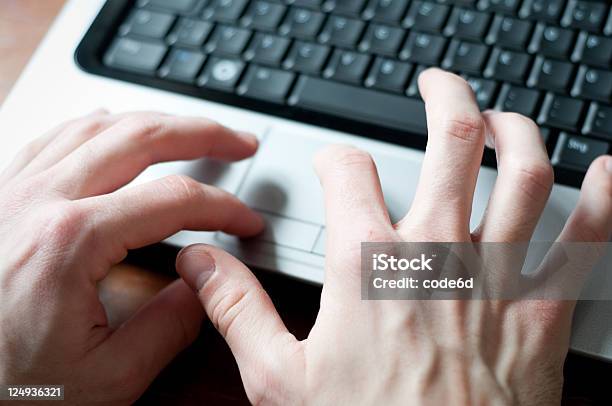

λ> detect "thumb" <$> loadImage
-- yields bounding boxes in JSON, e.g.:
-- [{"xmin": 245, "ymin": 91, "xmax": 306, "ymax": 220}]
[{"xmin": 176, "ymin": 244, "xmax": 300, "ymax": 403}]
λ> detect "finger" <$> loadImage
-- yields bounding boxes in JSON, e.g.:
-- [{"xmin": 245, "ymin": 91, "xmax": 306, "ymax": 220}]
[
  {"xmin": 0, "ymin": 109, "xmax": 108, "ymax": 185},
  {"xmin": 399, "ymin": 68, "xmax": 485, "ymax": 237},
  {"xmin": 533, "ymin": 156, "xmax": 612, "ymax": 316},
  {"xmin": 45, "ymin": 113, "xmax": 259, "ymax": 198},
  {"xmin": 176, "ymin": 245, "xmax": 297, "ymax": 404},
  {"xmin": 473, "ymin": 111, "xmax": 554, "ymax": 242},
  {"xmin": 313, "ymin": 145, "xmax": 393, "ymax": 286},
  {"xmin": 83, "ymin": 175, "xmax": 264, "ymax": 270},
  {"xmin": 557, "ymin": 155, "xmax": 612, "ymax": 244},
  {"xmin": 96, "ymin": 279, "xmax": 204, "ymax": 398}
]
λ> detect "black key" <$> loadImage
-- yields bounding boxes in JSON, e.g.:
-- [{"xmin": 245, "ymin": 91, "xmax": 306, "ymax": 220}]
[
  {"xmin": 363, "ymin": 0, "xmax": 410, "ymax": 24},
  {"xmin": 205, "ymin": 26, "xmax": 252, "ymax": 55},
  {"xmin": 466, "ymin": 77, "xmax": 498, "ymax": 110},
  {"xmin": 289, "ymin": 76, "xmax": 428, "ymax": 133},
  {"xmin": 283, "ymin": 41, "xmax": 330, "ymax": 73},
  {"xmin": 527, "ymin": 57, "xmax": 575, "ymax": 92},
  {"xmin": 444, "ymin": 8, "xmax": 491, "ymax": 40},
  {"xmin": 403, "ymin": 2, "xmax": 450, "ymax": 32},
  {"xmin": 359, "ymin": 24, "xmax": 405, "ymax": 56},
  {"xmin": 442, "ymin": 40, "xmax": 489, "ymax": 74},
  {"xmin": 167, "ymin": 18, "xmax": 213, "ymax": 47},
  {"xmin": 137, "ymin": 0, "xmax": 198, "ymax": 14},
  {"xmin": 606, "ymin": 10, "xmax": 612, "ymax": 36},
  {"xmin": 203, "ymin": 0, "xmax": 249, "ymax": 23},
  {"xmin": 583, "ymin": 103, "xmax": 612, "ymax": 141},
  {"xmin": 528, "ymin": 24, "xmax": 576, "ymax": 59},
  {"xmin": 197, "ymin": 57, "xmax": 245, "ymax": 91},
  {"xmin": 478, "ymin": 0, "xmax": 521, "ymax": 14},
  {"xmin": 292, "ymin": 0, "xmax": 322, "ymax": 7},
  {"xmin": 279, "ymin": 8, "xmax": 326, "ymax": 39},
  {"xmin": 571, "ymin": 33, "xmax": 612, "ymax": 69},
  {"xmin": 237, "ymin": 65, "xmax": 295, "ymax": 103},
  {"xmin": 571, "ymin": 66, "xmax": 612, "ymax": 103},
  {"xmin": 406, "ymin": 65, "xmax": 427, "ymax": 98},
  {"xmin": 323, "ymin": 0, "xmax": 368, "ymax": 16},
  {"xmin": 159, "ymin": 49, "xmax": 206, "ymax": 82},
  {"xmin": 484, "ymin": 48, "xmax": 532, "ymax": 83},
  {"xmin": 323, "ymin": 50, "xmax": 371, "ymax": 84},
  {"xmin": 244, "ymin": 34, "xmax": 291, "ymax": 66},
  {"xmin": 495, "ymin": 84, "xmax": 542, "ymax": 117},
  {"xmin": 561, "ymin": 0, "xmax": 608, "ymax": 32},
  {"xmin": 538, "ymin": 93, "xmax": 585, "ymax": 131},
  {"xmin": 486, "ymin": 16, "xmax": 533, "ymax": 51},
  {"xmin": 365, "ymin": 58, "xmax": 413, "ymax": 93},
  {"xmin": 319, "ymin": 16, "xmax": 365, "ymax": 47},
  {"xmin": 104, "ymin": 38, "xmax": 167, "ymax": 74},
  {"xmin": 120, "ymin": 9, "xmax": 175, "ymax": 39},
  {"xmin": 519, "ymin": 0, "xmax": 566, "ymax": 23},
  {"xmin": 399, "ymin": 32, "xmax": 447, "ymax": 64},
  {"xmin": 553, "ymin": 132, "xmax": 609, "ymax": 171},
  {"xmin": 241, "ymin": 1, "xmax": 287, "ymax": 31}
]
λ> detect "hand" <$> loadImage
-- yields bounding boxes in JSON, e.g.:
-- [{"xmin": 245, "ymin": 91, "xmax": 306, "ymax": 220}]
[
  {"xmin": 176, "ymin": 69, "xmax": 612, "ymax": 405},
  {"xmin": 0, "ymin": 110, "xmax": 264, "ymax": 404}
]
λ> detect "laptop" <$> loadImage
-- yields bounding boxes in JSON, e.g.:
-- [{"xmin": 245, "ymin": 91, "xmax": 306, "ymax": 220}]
[{"xmin": 0, "ymin": 0, "xmax": 611, "ymax": 360}]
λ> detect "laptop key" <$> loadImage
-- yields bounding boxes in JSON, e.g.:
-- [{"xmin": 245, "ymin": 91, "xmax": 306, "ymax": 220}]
[
  {"xmin": 279, "ymin": 8, "xmax": 326, "ymax": 39},
  {"xmin": 203, "ymin": 0, "xmax": 249, "ymax": 23},
  {"xmin": 519, "ymin": 0, "xmax": 566, "ymax": 23},
  {"xmin": 527, "ymin": 57, "xmax": 575, "ymax": 93},
  {"xmin": 444, "ymin": 8, "xmax": 491, "ymax": 41},
  {"xmin": 403, "ymin": 1, "xmax": 450, "ymax": 32},
  {"xmin": 241, "ymin": 1, "xmax": 287, "ymax": 31},
  {"xmin": 495, "ymin": 84, "xmax": 542, "ymax": 118},
  {"xmin": 583, "ymin": 103, "xmax": 612, "ymax": 141},
  {"xmin": 323, "ymin": 50, "xmax": 371, "ymax": 84},
  {"xmin": 137, "ymin": 0, "xmax": 198, "ymax": 14},
  {"xmin": 528, "ymin": 24, "xmax": 576, "ymax": 59},
  {"xmin": 289, "ymin": 76, "xmax": 428, "ymax": 133},
  {"xmin": 486, "ymin": 16, "xmax": 533, "ymax": 51},
  {"xmin": 571, "ymin": 33, "xmax": 612, "ymax": 69},
  {"xmin": 359, "ymin": 24, "xmax": 405, "ymax": 56},
  {"xmin": 571, "ymin": 66, "xmax": 612, "ymax": 103},
  {"xmin": 319, "ymin": 16, "xmax": 365, "ymax": 47},
  {"xmin": 538, "ymin": 93, "xmax": 585, "ymax": 131},
  {"xmin": 167, "ymin": 18, "xmax": 213, "ymax": 47},
  {"xmin": 363, "ymin": 0, "xmax": 410, "ymax": 24},
  {"xmin": 478, "ymin": 0, "xmax": 520, "ymax": 14},
  {"xmin": 442, "ymin": 40, "xmax": 489, "ymax": 74},
  {"xmin": 561, "ymin": 0, "xmax": 608, "ymax": 32},
  {"xmin": 399, "ymin": 32, "xmax": 446, "ymax": 64},
  {"xmin": 237, "ymin": 65, "xmax": 295, "ymax": 103},
  {"xmin": 484, "ymin": 48, "xmax": 532, "ymax": 84},
  {"xmin": 244, "ymin": 34, "xmax": 291, "ymax": 66},
  {"xmin": 283, "ymin": 41, "xmax": 330, "ymax": 74},
  {"xmin": 365, "ymin": 58, "xmax": 413, "ymax": 94},
  {"xmin": 466, "ymin": 77, "xmax": 498, "ymax": 110},
  {"xmin": 159, "ymin": 49, "xmax": 206, "ymax": 82},
  {"xmin": 323, "ymin": 0, "xmax": 368, "ymax": 16},
  {"xmin": 197, "ymin": 57, "xmax": 245, "ymax": 91},
  {"xmin": 104, "ymin": 38, "xmax": 167, "ymax": 74},
  {"xmin": 553, "ymin": 132, "xmax": 609, "ymax": 172},
  {"xmin": 119, "ymin": 9, "xmax": 175, "ymax": 39},
  {"xmin": 205, "ymin": 26, "xmax": 252, "ymax": 55}
]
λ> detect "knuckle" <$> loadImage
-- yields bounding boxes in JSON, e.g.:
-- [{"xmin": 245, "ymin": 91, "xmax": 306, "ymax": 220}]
[
  {"xmin": 160, "ymin": 174, "xmax": 203, "ymax": 202},
  {"xmin": 40, "ymin": 203, "xmax": 88, "ymax": 248},
  {"xmin": 508, "ymin": 159, "xmax": 554, "ymax": 198},
  {"xmin": 117, "ymin": 113, "xmax": 165, "ymax": 143},
  {"xmin": 333, "ymin": 146, "xmax": 375, "ymax": 170},
  {"xmin": 208, "ymin": 283, "xmax": 251, "ymax": 338},
  {"xmin": 443, "ymin": 112, "xmax": 485, "ymax": 143}
]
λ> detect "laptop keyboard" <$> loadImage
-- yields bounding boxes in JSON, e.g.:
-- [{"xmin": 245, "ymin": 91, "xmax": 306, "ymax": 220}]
[{"xmin": 83, "ymin": 0, "xmax": 612, "ymax": 188}]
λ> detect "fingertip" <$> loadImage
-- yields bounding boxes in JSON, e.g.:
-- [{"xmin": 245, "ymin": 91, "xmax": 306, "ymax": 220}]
[
  {"xmin": 176, "ymin": 244, "xmax": 216, "ymax": 292},
  {"xmin": 236, "ymin": 131, "xmax": 259, "ymax": 150}
]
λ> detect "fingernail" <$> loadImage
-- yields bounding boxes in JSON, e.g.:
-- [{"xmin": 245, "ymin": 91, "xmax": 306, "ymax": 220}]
[{"xmin": 177, "ymin": 249, "xmax": 216, "ymax": 292}]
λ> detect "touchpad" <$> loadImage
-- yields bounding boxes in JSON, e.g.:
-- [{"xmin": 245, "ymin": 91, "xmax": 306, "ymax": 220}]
[{"xmin": 237, "ymin": 129, "xmax": 426, "ymax": 226}]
